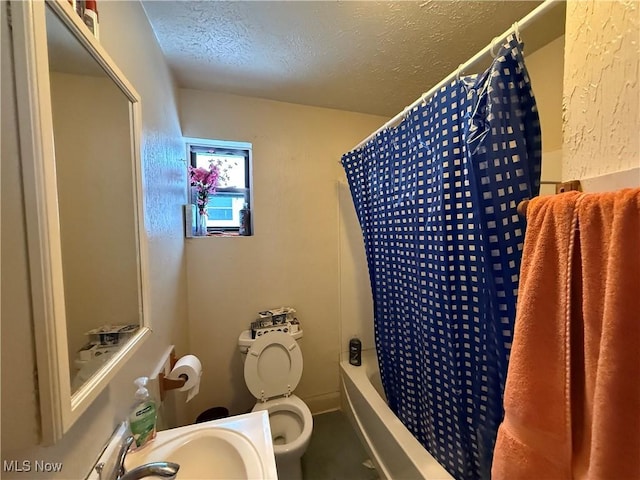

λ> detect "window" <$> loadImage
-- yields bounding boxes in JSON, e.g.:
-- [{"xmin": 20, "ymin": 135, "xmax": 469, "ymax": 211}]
[{"xmin": 186, "ymin": 139, "xmax": 252, "ymax": 232}]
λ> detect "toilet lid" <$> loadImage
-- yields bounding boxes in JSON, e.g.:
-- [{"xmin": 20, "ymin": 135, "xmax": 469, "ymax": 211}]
[{"xmin": 244, "ymin": 332, "xmax": 303, "ymax": 401}]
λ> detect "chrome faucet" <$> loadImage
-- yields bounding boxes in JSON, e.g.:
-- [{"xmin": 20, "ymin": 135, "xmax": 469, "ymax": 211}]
[
  {"xmin": 116, "ymin": 462, "xmax": 180, "ymax": 480},
  {"xmin": 95, "ymin": 435, "xmax": 180, "ymax": 480}
]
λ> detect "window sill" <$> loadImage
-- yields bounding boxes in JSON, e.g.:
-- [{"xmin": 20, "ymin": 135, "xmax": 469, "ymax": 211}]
[{"xmin": 187, "ymin": 232, "xmax": 251, "ymax": 238}]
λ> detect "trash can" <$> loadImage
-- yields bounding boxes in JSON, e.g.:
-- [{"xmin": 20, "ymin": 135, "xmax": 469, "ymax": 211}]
[{"xmin": 196, "ymin": 407, "xmax": 229, "ymax": 423}]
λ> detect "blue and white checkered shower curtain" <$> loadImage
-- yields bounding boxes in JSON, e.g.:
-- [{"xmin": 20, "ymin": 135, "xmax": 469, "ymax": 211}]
[{"xmin": 341, "ymin": 36, "xmax": 541, "ymax": 480}]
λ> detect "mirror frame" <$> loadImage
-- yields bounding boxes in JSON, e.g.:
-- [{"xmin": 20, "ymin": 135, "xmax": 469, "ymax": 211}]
[{"xmin": 10, "ymin": 0, "xmax": 151, "ymax": 443}]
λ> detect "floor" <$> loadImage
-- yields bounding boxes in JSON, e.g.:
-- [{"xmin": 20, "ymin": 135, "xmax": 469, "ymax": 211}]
[{"xmin": 301, "ymin": 410, "xmax": 380, "ymax": 480}]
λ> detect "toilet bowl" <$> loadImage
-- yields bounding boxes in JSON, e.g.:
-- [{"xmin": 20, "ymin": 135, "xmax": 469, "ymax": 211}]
[
  {"xmin": 252, "ymin": 395, "xmax": 313, "ymax": 478},
  {"xmin": 240, "ymin": 331, "xmax": 313, "ymax": 480}
]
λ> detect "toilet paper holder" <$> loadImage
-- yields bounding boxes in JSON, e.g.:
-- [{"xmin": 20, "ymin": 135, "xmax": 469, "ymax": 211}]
[{"xmin": 159, "ymin": 350, "xmax": 187, "ymax": 401}]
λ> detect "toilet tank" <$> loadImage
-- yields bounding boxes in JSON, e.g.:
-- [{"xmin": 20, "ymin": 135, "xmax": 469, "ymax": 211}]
[{"xmin": 238, "ymin": 329, "xmax": 304, "ymax": 356}]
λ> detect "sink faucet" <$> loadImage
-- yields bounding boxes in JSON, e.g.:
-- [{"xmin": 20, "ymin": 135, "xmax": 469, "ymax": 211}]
[
  {"xmin": 96, "ymin": 435, "xmax": 180, "ymax": 480},
  {"xmin": 116, "ymin": 462, "xmax": 180, "ymax": 480}
]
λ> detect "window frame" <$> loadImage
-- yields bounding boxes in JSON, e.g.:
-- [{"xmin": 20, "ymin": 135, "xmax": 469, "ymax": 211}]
[{"xmin": 185, "ymin": 138, "xmax": 252, "ymax": 233}]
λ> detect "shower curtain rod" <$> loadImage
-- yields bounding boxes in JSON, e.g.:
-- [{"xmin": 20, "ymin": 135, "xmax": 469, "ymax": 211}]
[{"xmin": 348, "ymin": 0, "xmax": 563, "ymax": 153}]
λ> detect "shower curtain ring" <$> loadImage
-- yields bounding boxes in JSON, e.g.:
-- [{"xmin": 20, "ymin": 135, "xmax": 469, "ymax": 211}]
[
  {"xmin": 513, "ymin": 22, "xmax": 521, "ymax": 42},
  {"xmin": 456, "ymin": 64, "xmax": 464, "ymax": 81},
  {"xmin": 490, "ymin": 36, "xmax": 500, "ymax": 58}
]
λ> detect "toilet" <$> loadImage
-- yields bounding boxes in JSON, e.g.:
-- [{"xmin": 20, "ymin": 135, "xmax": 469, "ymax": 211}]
[{"xmin": 238, "ymin": 330, "xmax": 313, "ymax": 480}]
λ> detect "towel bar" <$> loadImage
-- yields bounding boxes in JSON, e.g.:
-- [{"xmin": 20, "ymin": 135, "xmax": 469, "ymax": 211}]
[{"xmin": 517, "ymin": 180, "xmax": 582, "ymax": 218}]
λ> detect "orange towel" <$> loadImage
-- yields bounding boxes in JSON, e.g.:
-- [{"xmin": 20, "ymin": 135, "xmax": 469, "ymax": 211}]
[{"xmin": 492, "ymin": 188, "xmax": 640, "ymax": 480}]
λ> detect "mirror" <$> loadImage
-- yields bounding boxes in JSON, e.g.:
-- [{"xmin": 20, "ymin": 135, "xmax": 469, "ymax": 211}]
[
  {"xmin": 45, "ymin": 5, "xmax": 141, "ymax": 394},
  {"xmin": 46, "ymin": 4, "xmax": 141, "ymax": 392},
  {"xmin": 11, "ymin": 0, "xmax": 150, "ymax": 442}
]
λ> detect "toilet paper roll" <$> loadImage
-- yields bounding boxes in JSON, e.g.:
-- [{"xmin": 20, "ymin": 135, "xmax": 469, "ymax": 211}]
[{"xmin": 167, "ymin": 354, "xmax": 202, "ymax": 403}]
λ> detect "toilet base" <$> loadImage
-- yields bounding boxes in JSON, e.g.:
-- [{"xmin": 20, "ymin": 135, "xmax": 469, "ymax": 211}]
[{"xmin": 276, "ymin": 456, "xmax": 303, "ymax": 480}]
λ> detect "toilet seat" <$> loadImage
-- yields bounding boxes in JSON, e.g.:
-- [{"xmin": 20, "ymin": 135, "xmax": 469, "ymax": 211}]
[{"xmin": 244, "ymin": 332, "xmax": 303, "ymax": 401}]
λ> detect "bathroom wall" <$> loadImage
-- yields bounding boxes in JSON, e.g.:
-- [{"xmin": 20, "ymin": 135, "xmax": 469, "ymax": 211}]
[
  {"xmin": 1, "ymin": 2, "xmax": 187, "ymax": 478},
  {"xmin": 338, "ymin": 178, "xmax": 376, "ymax": 356},
  {"xmin": 1, "ymin": 0, "xmax": 41, "ymax": 454},
  {"xmin": 525, "ymin": 35, "xmax": 565, "ymax": 195},
  {"xmin": 338, "ymin": 33, "xmax": 568, "ymax": 357},
  {"xmin": 179, "ymin": 88, "xmax": 386, "ymax": 417},
  {"xmin": 563, "ymin": 0, "xmax": 640, "ymax": 182}
]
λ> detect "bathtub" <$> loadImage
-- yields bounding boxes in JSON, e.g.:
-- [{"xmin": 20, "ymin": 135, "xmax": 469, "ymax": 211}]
[{"xmin": 340, "ymin": 349, "xmax": 453, "ymax": 480}]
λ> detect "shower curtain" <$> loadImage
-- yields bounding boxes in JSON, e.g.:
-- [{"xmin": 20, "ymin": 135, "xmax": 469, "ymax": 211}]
[{"xmin": 342, "ymin": 36, "xmax": 541, "ymax": 480}]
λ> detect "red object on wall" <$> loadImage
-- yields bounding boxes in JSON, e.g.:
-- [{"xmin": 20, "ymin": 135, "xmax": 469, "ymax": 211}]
[{"xmin": 84, "ymin": 0, "xmax": 97, "ymax": 13}]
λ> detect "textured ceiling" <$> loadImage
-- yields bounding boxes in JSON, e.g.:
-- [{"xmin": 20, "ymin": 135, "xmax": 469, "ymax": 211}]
[{"xmin": 142, "ymin": 1, "xmax": 560, "ymax": 117}]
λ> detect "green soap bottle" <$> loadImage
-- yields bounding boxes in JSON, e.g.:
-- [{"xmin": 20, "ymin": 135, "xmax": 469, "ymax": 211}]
[{"xmin": 129, "ymin": 377, "xmax": 157, "ymax": 449}]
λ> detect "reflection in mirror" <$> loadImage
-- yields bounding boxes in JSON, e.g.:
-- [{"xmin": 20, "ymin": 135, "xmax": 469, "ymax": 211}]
[{"xmin": 45, "ymin": 6, "xmax": 141, "ymax": 393}]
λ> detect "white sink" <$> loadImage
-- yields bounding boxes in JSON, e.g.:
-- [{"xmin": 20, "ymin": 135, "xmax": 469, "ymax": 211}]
[{"xmin": 90, "ymin": 412, "xmax": 277, "ymax": 480}]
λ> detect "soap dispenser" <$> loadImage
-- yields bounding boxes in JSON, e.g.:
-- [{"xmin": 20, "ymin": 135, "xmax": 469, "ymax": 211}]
[{"xmin": 129, "ymin": 376, "xmax": 157, "ymax": 449}]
